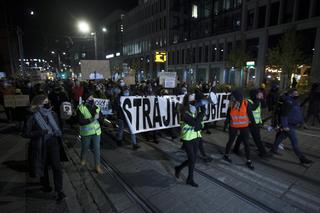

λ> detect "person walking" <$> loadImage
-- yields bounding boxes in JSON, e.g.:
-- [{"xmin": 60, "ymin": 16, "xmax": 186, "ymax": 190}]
[
  {"xmin": 233, "ymin": 89, "xmax": 270, "ymax": 158},
  {"xmin": 271, "ymin": 89, "xmax": 313, "ymax": 164},
  {"xmin": 174, "ymin": 93, "xmax": 205, "ymax": 187},
  {"xmin": 223, "ymin": 89, "xmax": 255, "ymax": 170},
  {"xmin": 24, "ymin": 95, "xmax": 66, "ymax": 202},
  {"xmin": 301, "ymin": 83, "xmax": 320, "ymax": 126},
  {"xmin": 115, "ymin": 86, "xmax": 140, "ymax": 150},
  {"xmin": 77, "ymin": 92, "xmax": 103, "ymax": 173}
]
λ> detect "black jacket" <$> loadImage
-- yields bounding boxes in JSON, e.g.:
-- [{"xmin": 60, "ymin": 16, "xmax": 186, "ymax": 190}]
[{"xmin": 24, "ymin": 111, "xmax": 67, "ymax": 178}]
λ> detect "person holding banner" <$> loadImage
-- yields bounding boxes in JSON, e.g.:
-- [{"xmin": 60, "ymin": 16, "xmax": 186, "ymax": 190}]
[
  {"xmin": 115, "ymin": 86, "xmax": 140, "ymax": 150},
  {"xmin": 175, "ymin": 93, "xmax": 205, "ymax": 187},
  {"xmin": 223, "ymin": 89, "xmax": 255, "ymax": 170},
  {"xmin": 77, "ymin": 92, "xmax": 103, "ymax": 174}
]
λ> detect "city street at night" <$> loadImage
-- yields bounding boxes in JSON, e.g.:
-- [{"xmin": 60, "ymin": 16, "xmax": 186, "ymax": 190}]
[{"xmin": 1, "ymin": 0, "xmax": 320, "ymax": 212}]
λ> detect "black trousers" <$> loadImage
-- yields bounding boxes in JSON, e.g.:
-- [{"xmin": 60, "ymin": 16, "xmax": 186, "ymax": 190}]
[
  {"xmin": 176, "ymin": 139, "xmax": 199, "ymax": 181},
  {"xmin": 198, "ymin": 139, "xmax": 206, "ymax": 157},
  {"xmin": 40, "ymin": 138, "xmax": 63, "ymax": 193},
  {"xmin": 225, "ymin": 127, "xmax": 251, "ymax": 160},
  {"xmin": 234, "ymin": 125, "xmax": 267, "ymax": 155}
]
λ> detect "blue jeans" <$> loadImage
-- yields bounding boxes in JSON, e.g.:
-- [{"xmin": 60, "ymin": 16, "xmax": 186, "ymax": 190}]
[
  {"xmin": 81, "ymin": 134, "xmax": 101, "ymax": 166},
  {"xmin": 273, "ymin": 127, "xmax": 303, "ymax": 158},
  {"xmin": 117, "ymin": 119, "xmax": 136, "ymax": 145}
]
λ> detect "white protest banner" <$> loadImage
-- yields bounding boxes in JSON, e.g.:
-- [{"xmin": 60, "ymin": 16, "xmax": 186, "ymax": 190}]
[
  {"xmin": 94, "ymin": 98, "xmax": 112, "ymax": 115},
  {"xmin": 120, "ymin": 93, "xmax": 230, "ymax": 134}
]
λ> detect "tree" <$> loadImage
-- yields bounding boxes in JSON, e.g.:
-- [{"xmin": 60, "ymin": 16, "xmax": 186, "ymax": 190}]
[
  {"xmin": 268, "ymin": 30, "xmax": 304, "ymax": 89},
  {"xmin": 227, "ymin": 48, "xmax": 251, "ymax": 86}
]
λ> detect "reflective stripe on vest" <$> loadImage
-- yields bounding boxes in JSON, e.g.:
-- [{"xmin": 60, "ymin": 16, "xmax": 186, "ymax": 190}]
[
  {"xmin": 248, "ymin": 99, "xmax": 262, "ymax": 124},
  {"xmin": 180, "ymin": 112, "xmax": 202, "ymax": 141},
  {"xmin": 230, "ymin": 100, "xmax": 250, "ymax": 128},
  {"xmin": 78, "ymin": 104, "xmax": 102, "ymax": 136}
]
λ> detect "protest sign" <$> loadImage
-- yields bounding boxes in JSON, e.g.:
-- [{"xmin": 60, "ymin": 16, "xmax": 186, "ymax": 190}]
[
  {"xmin": 120, "ymin": 93, "xmax": 230, "ymax": 134},
  {"xmin": 4, "ymin": 95, "xmax": 30, "ymax": 108},
  {"xmin": 158, "ymin": 72, "xmax": 177, "ymax": 88},
  {"xmin": 94, "ymin": 98, "xmax": 112, "ymax": 115}
]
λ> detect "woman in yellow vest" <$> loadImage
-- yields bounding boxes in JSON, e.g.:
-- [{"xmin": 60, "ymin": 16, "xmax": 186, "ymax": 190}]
[
  {"xmin": 223, "ymin": 89, "xmax": 256, "ymax": 170},
  {"xmin": 174, "ymin": 93, "xmax": 205, "ymax": 187},
  {"xmin": 77, "ymin": 92, "xmax": 103, "ymax": 174}
]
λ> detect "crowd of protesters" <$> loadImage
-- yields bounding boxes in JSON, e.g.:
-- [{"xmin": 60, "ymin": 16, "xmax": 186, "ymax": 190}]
[{"xmin": 0, "ymin": 77, "xmax": 319, "ymax": 196}]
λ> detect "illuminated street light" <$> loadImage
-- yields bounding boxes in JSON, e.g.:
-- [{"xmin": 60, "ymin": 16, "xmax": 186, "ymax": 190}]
[
  {"xmin": 62, "ymin": 52, "xmax": 66, "ymax": 55},
  {"xmin": 91, "ymin": 32, "xmax": 95, "ymax": 36},
  {"xmin": 51, "ymin": 51, "xmax": 55, "ymax": 54},
  {"xmin": 78, "ymin": 21, "xmax": 90, "ymax": 33},
  {"xmin": 102, "ymin": 27, "xmax": 107, "ymax": 32},
  {"xmin": 30, "ymin": 10, "xmax": 34, "ymax": 16}
]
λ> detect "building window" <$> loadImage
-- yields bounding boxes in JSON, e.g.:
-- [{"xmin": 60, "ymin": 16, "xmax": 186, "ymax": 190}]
[
  {"xmin": 182, "ymin": 49, "xmax": 185, "ymax": 64},
  {"xmin": 177, "ymin": 50, "xmax": 180, "ymax": 65},
  {"xmin": 218, "ymin": 44, "xmax": 224, "ymax": 61},
  {"xmin": 297, "ymin": 0, "xmax": 310, "ymax": 20},
  {"xmin": 198, "ymin": 47, "xmax": 202, "ymax": 63},
  {"xmin": 282, "ymin": 0, "xmax": 294, "ymax": 23},
  {"xmin": 247, "ymin": 9, "xmax": 254, "ymax": 30},
  {"xmin": 192, "ymin": 48, "xmax": 196, "ymax": 63},
  {"xmin": 258, "ymin": 6, "xmax": 266, "ymax": 28},
  {"xmin": 269, "ymin": 2, "xmax": 280, "ymax": 26},
  {"xmin": 192, "ymin": 4, "xmax": 198, "ymax": 18},
  {"xmin": 204, "ymin": 46, "xmax": 209, "ymax": 63},
  {"xmin": 212, "ymin": 45, "xmax": 217, "ymax": 62}
]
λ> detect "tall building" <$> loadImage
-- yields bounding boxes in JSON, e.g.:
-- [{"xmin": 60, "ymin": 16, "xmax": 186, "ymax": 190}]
[{"xmin": 118, "ymin": 0, "xmax": 320, "ymax": 86}]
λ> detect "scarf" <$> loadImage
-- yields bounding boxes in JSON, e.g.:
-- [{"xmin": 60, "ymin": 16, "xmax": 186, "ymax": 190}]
[{"xmin": 34, "ymin": 107, "xmax": 62, "ymax": 137}]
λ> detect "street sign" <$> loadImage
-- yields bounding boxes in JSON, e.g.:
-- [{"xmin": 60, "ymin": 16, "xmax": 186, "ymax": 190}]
[{"xmin": 155, "ymin": 51, "xmax": 167, "ymax": 63}]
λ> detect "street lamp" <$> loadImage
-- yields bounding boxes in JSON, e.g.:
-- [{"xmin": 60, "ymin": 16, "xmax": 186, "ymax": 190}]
[
  {"xmin": 77, "ymin": 20, "xmax": 98, "ymax": 60},
  {"xmin": 51, "ymin": 51, "xmax": 55, "ymax": 54},
  {"xmin": 102, "ymin": 27, "xmax": 107, "ymax": 33},
  {"xmin": 77, "ymin": 21, "xmax": 90, "ymax": 33}
]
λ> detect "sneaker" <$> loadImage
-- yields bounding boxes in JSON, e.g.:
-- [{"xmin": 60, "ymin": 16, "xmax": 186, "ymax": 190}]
[
  {"xmin": 80, "ymin": 160, "xmax": 86, "ymax": 166},
  {"xmin": 246, "ymin": 161, "xmax": 254, "ymax": 170},
  {"xmin": 186, "ymin": 179, "xmax": 199, "ymax": 188},
  {"xmin": 278, "ymin": 143, "xmax": 284, "ymax": 150},
  {"xmin": 96, "ymin": 165, "xmax": 104, "ymax": 174},
  {"xmin": 174, "ymin": 166, "xmax": 180, "ymax": 179},
  {"xmin": 300, "ymin": 157, "xmax": 313, "ymax": 164},
  {"xmin": 56, "ymin": 192, "xmax": 66, "ymax": 202},
  {"xmin": 132, "ymin": 144, "xmax": 140, "ymax": 150},
  {"xmin": 223, "ymin": 155, "xmax": 232, "ymax": 163}
]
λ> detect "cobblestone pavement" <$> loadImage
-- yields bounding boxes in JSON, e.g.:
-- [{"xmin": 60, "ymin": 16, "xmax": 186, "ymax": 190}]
[{"xmin": 1, "ymin": 116, "xmax": 320, "ymax": 213}]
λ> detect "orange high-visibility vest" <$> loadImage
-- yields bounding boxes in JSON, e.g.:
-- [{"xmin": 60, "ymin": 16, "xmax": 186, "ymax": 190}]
[{"xmin": 230, "ymin": 100, "xmax": 250, "ymax": 128}]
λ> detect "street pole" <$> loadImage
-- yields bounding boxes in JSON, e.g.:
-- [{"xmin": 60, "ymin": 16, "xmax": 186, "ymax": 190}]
[
  {"xmin": 17, "ymin": 26, "xmax": 25, "ymax": 75},
  {"xmin": 94, "ymin": 33, "xmax": 98, "ymax": 60}
]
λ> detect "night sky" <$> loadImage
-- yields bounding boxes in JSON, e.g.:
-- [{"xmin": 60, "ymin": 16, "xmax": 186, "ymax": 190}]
[{"xmin": 6, "ymin": 0, "xmax": 138, "ymax": 57}]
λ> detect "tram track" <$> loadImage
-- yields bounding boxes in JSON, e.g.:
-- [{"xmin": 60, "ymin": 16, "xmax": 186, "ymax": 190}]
[{"xmin": 70, "ymin": 136, "xmax": 160, "ymax": 213}]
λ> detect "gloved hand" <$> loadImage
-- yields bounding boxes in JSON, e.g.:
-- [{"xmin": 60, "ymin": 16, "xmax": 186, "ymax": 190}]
[{"xmin": 94, "ymin": 113, "xmax": 99, "ymax": 120}]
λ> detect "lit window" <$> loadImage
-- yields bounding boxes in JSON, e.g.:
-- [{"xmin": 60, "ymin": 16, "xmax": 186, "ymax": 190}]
[{"xmin": 192, "ymin": 5, "xmax": 198, "ymax": 18}]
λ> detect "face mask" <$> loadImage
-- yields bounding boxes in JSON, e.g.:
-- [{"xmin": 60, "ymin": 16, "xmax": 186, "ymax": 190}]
[
  {"xmin": 113, "ymin": 88, "xmax": 121, "ymax": 95},
  {"xmin": 189, "ymin": 105, "xmax": 197, "ymax": 114},
  {"xmin": 120, "ymin": 82, "xmax": 125, "ymax": 87},
  {"xmin": 123, "ymin": 91, "xmax": 130, "ymax": 96},
  {"xmin": 43, "ymin": 103, "xmax": 51, "ymax": 109}
]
